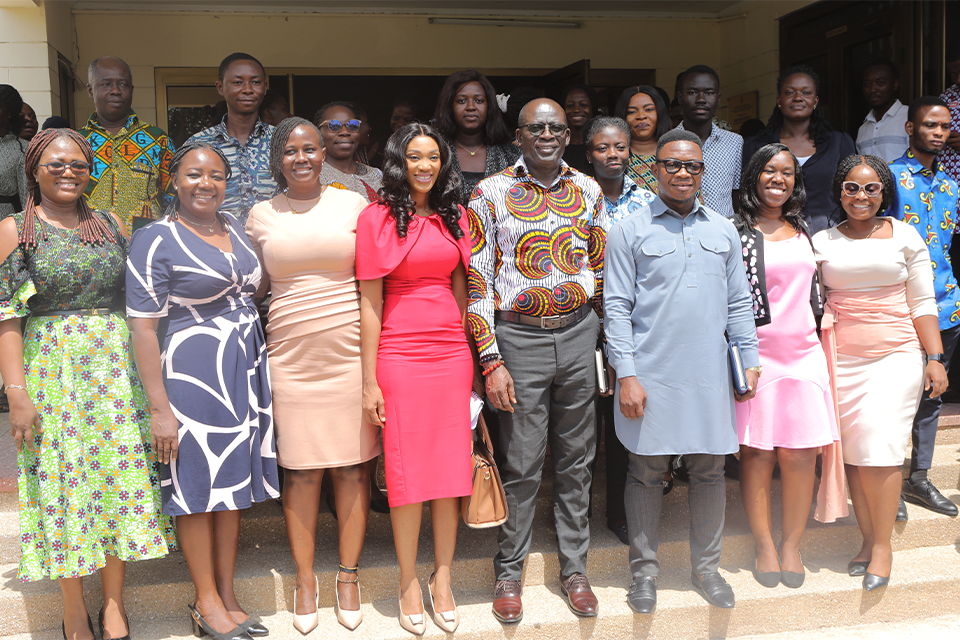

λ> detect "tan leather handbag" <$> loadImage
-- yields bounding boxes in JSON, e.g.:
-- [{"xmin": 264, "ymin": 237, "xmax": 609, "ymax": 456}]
[{"xmin": 461, "ymin": 412, "xmax": 508, "ymax": 528}]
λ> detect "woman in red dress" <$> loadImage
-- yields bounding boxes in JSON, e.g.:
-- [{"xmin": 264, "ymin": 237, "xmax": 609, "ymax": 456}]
[{"xmin": 356, "ymin": 123, "xmax": 473, "ymax": 636}]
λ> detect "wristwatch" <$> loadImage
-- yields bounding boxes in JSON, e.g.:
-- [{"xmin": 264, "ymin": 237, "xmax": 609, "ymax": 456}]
[{"xmin": 927, "ymin": 353, "xmax": 945, "ymax": 363}]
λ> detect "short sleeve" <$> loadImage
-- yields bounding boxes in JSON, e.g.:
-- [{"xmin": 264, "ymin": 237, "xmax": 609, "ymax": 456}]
[
  {"xmin": 0, "ymin": 243, "xmax": 35, "ymax": 321},
  {"xmin": 125, "ymin": 226, "xmax": 172, "ymax": 318}
]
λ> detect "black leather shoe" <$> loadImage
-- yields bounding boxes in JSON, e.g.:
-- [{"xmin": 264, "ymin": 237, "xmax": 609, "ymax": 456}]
[
  {"xmin": 896, "ymin": 495, "xmax": 908, "ymax": 522},
  {"xmin": 847, "ymin": 560, "xmax": 869, "ymax": 577},
  {"xmin": 863, "ymin": 572, "xmax": 889, "ymax": 591},
  {"xmin": 691, "ymin": 572, "xmax": 735, "ymax": 609},
  {"xmin": 607, "ymin": 521, "xmax": 629, "ymax": 545},
  {"xmin": 238, "ymin": 617, "xmax": 268, "ymax": 637},
  {"xmin": 627, "ymin": 576, "xmax": 656, "ymax": 614},
  {"xmin": 902, "ymin": 479, "xmax": 959, "ymax": 516}
]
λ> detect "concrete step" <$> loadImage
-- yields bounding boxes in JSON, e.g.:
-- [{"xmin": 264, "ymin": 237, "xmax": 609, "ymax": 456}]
[{"xmin": 2, "ymin": 545, "xmax": 959, "ymax": 640}]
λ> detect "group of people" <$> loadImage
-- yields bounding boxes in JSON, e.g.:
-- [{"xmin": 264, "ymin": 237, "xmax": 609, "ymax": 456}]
[{"xmin": 1, "ymin": 48, "xmax": 959, "ymax": 640}]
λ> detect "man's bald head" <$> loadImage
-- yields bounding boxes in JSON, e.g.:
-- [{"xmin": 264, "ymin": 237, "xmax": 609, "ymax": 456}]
[
  {"xmin": 518, "ymin": 98, "xmax": 566, "ymax": 128},
  {"xmin": 88, "ymin": 56, "xmax": 133, "ymax": 85},
  {"xmin": 516, "ymin": 98, "xmax": 570, "ymax": 177},
  {"xmin": 87, "ymin": 55, "xmax": 134, "ymax": 127}
]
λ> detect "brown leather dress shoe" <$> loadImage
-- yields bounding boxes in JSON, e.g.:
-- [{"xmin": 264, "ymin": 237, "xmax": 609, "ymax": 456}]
[
  {"xmin": 492, "ymin": 579, "xmax": 523, "ymax": 623},
  {"xmin": 560, "ymin": 573, "xmax": 598, "ymax": 617}
]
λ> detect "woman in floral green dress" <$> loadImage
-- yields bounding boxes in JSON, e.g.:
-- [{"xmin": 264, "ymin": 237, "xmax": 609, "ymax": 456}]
[{"xmin": 0, "ymin": 128, "xmax": 174, "ymax": 640}]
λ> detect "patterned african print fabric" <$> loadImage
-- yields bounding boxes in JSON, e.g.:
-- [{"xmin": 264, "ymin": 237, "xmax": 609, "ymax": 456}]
[
  {"xmin": 126, "ymin": 215, "xmax": 279, "ymax": 515},
  {"xmin": 79, "ymin": 112, "xmax": 176, "ymax": 233},
  {"xmin": 886, "ymin": 149, "xmax": 960, "ymax": 330},
  {"xmin": 319, "ymin": 162, "xmax": 382, "ymax": 203},
  {"xmin": 603, "ymin": 175, "xmax": 656, "ymax": 226},
  {"xmin": 0, "ymin": 211, "xmax": 175, "ymax": 582},
  {"xmin": 187, "ymin": 117, "xmax": 276, "ymax": 225},
  {"xmin": 624, "ymin": 153, "xmax": 659, "ymax": 195},
  {"xmin": 466, "ymin": 158, "xmax": 607, "ymax": 359},
  {"xmin": 939, "ymin": 84, "xmax": 960, "ymax": 187}
]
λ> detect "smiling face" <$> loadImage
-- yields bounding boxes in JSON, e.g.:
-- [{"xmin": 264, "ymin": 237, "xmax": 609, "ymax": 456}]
[
  {"xmin": 452, "ymin": 81, "xmax": 488, "ymax": 135},
  {"xmin": 318, "ymin": 105, "xmax": 360, "ymax": 162},
  {"xmin": 625, "ymin": 92, "xmax": 658, "ymax": 144},
  {"xmin": 564, "ymin": 88, "xmax": 594, "ymax": 131},
  {"xmin": 777, "ymin": 73, "xmax": 819, "ymax": 122},
  {"xmin": 173, "ymin": 148, "xmax": 227, "ymax": 218},
  {"xmin": 679, "ymin": 72, "xmax": 720, "ymax": 125},
  {"xmin": 517, "ymin": 99, "xmax": 569, "ymax": 173},
  {"xmin": 88, "ymin": 57, "xmax": 134, "ymax": 125},
  {"xmin": 840, "ymin": 164, "xmax": 883, "ymax": 222},
  {"xmin": 405, "ymin": 134, "xmax": 442, "ymax": 197},
  {"xmin": 907, "ymin": 105, "xmax": 952, "ymax": 156},
  {"xmin": 587, "ymin": 126, "xmax": 629, "ymax": 181},
  {"xmin": 654, "ymin": 140, "xmax": 703, "ymax": 210},
  {"xmin": 217, "ymin": 60, "xmax": 266, "ymax": 117},
  {"xmin": 756, "ymin": 151, "xmax": 796, "ymax": 214},
  {"xmin": 34, "ymin": 137, "xmax": 90, "ymax": 207},
  {"xmin": 282, "ymin": 125, "xmax": 325, "ymax": 190}
]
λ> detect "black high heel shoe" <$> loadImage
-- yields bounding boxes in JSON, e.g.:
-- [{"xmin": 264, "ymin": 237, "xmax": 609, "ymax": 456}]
[
  {"xmin": 863, "ymin": 572, "xmax": 890, "ymax": 591},
  {"xmin": 237, "ymin": 616, "xmax": 269, "ymax": 637},
  {"xmin": 61, "ymin": 615, "xmax": 95, "ymax": 640},
  {"xmin": 188, "ymin": 604, "xmax": 253, "ymax": 640},
  {"xmin": 98, "ymin": 607, "xmax": 131, "ymax": 640}
]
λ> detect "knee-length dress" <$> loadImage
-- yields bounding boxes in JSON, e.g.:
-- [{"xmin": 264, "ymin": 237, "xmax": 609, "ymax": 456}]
[
  {"xmin": 736, "ymin": 233, "xmax": 838, "ymax": 450},
  {"xmin": 126, "ymin": 215, "xmax": 279, "ymax": 515},
  {"xmin": 355, "ymin": 204, "xmax": 473, "ymax": 507},
  {"xmin": 246, "ymin": 189, "xmax": 381, "ymax": 469},
  {"xmin": 813, "ymin": 219, "xmax": 937, "ymax": 466},
  {"xmin": 0, "ymin": 211, "xmax": 175, "ymax": 582}
]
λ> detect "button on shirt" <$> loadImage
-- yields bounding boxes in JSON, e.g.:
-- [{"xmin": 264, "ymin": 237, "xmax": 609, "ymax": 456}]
[
  {"xmin": 939, "ymin": 84, "xmax": 960, "ymax": 185},
  {"xmin": 604, "ymin": 175, "xmax": 657, "ymax": 226},
  {"xmin": 186, "ymin": 116, "xmax": 276, "ymax": 224},
  {"xmin": 856, "ymin": 100, "xmax": 909, "ymax": 163},
  {"xmin": 886, "ymin": 149, "xmax": 960, "ymax": 329},
  {"xmin": 676, "ymin": 122, "xmax": 742, "ymax": 218},
  {"xmin": 467, "ymin": 158, "xmax": 607, "ymax": 359},
  {"xmin": 603, "ymin": 196, "xmax": 759, "ymax": 455}
]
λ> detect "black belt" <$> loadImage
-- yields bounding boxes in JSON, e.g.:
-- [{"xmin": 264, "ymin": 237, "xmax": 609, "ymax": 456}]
[
  {"xmin": 495, "ymin": 305, "xmax": 591, "ymax": 330},
  {"xmin": 34, "ymin": 308, "xmax": 118, "ymax": 318}
]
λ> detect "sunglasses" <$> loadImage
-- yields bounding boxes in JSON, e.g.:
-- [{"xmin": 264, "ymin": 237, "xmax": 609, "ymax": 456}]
[
  {"xmin": 319, "ymin": 119, "xmax": 361, "ymax": 133},
  {"xmin": 841, "ymin": 181, "xmax": 883, "ymax": 198},
  {"xmin": 655, "ymin": 159, "xmax": 705, "ymax": 175},
  {"xmin": 520, "ymin": 123, "xmax": 568, "ymax": 137},
  {"xmin": 39, "ymin": 160, "xmax": 91, "ymax": 176}
]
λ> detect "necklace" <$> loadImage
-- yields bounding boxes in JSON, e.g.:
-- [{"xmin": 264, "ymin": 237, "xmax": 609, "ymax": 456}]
[
  {"xmin": 841, "ymin": 218, "xmax": 884, "ymax": 239},
  {"xmin": 284, "ymin": 190, "xmax": 323, "ymax": 214},
  {"xmin": 178, "ymin": 211, "xmax": 219, "ymax": 230},
  {"xmin": 456, "ymin": 140, "xmax": 484, "ymax": 156}
]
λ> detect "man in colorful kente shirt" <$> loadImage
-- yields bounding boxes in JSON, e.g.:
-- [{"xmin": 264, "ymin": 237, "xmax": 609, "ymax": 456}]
[{"xmin": 886, "ymin": 96, "xmax": 960, "ymax": 519}]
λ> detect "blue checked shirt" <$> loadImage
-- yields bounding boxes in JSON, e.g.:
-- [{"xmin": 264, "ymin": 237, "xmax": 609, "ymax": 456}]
[{"xmin": 603, "ymin": 175, "xmax": 657, "ymax": 226}]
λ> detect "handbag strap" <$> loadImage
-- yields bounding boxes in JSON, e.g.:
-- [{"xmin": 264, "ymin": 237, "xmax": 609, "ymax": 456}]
[{"xmin": 476, "ymin": 410, "xmax": 495, "ymax": 456}]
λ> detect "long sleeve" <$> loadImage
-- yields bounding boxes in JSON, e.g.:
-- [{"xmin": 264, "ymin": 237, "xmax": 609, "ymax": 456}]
[
  {"xmin": 158, "ymin": 134, "xmax": 177, "ymax": 210},
  {"xmin": 466, "ymin": 191, "xmax": 499, "ymax": 358},
  {"xmin": 724, "ymin": 223, "xmax": 760, "ymax": 367},
  {"xmin": 602, "ymin": 222, "xmax": 638, "ymax": 378},
  {"xmin": 588, "ymin": 195, "xmax": 608, "ymax": 319},
  {"xmin": 903, "ymin": 224, "xmax": 938, "ymax": 320}
]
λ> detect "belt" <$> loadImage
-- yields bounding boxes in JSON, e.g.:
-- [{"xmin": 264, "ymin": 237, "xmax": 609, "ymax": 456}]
[
  {"xmin": 495, "ymin": 305, "xmax": 591, "ymax": 330},
  {"xmin": 34, "ymin": 308, "xmax": 118, "ymax": 318}
]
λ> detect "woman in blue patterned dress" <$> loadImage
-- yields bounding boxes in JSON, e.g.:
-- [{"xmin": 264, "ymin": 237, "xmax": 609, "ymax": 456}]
[
  {"xmin": 0, "ymin": 128, "xmax": 174, "ymax": 640},
  {"xmin": 127, "ymin": 141, "xmax": 279, "ymax": 640}
]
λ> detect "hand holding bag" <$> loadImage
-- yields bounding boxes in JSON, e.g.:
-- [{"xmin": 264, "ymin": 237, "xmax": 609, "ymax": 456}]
[{"xmin": 461, "ymin": 410, "xmax": 508, "ymax": 528}]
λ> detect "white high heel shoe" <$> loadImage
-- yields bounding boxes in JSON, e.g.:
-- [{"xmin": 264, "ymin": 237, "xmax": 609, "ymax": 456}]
[
  {"xmin": 397, "ymin": 586, "xmax": 426, "ymax": 636},
  {"xmin": 335, "ymin": 566, "xmax": 363, "ymax": 630},
  {"xmin": 292, "ymin": 576, "xmax": 319, "ymax": 635},
  {"xmin": 428, "ymin": 572, "xmax": 460, "ymax": 633}
]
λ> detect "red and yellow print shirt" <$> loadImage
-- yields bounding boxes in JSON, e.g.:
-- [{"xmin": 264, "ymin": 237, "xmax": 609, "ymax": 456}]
[{"xmin": 466, "ymin": 158, "xmax": 607, "ymax": 359}]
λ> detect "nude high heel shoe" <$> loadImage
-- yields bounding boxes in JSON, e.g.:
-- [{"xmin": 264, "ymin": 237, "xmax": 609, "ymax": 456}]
[
  {"xmin": 428, "ymin": 572, "xmax": 460, "ymax": 633},
  {"xmin": 292, "ymin": 576, "xmax": 319, "ymax": 635},
  {"xmin": 398, "ymin": 585, "xmax": 425, "ymax": 636},
  {"xmin": 335, "ymin": 564, "xmax": 363, "ymax": 630}
]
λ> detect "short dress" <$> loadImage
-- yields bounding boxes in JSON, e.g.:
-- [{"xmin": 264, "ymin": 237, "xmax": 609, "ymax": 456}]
[
  {"xmin": 246, "ymin": 188, "xmax": 382, "ymax": 469},
  {"xmin": 125, "ymin": 215, "xmax": 280, "ymax": 515},
  {"xmin": 0, "ymin": 211, "xmax": 174, "ymax": 582},
  {"xmin": 813, "ymin": 219, "xmax": 937, "ymax": 466},
  {"xmin": 355, "ymin": 204, "xmax": 474, "ymax": 507},
  {"xmin": 736, "ymin": 233, "xmax": 838, "ymax": 450}
]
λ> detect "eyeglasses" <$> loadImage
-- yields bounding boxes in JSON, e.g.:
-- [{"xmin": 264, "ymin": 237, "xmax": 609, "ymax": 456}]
[
  {"xmin": 520, "ymin": 123, "xmax": 568, "ymax": 137},
  {"xmin": 841, "ymin": 181, "xmax": 883, "ymax": 198},
  {"xmin": 319, "ymin": 119, "xmax": 361, "ymax": 133},
  {"xmin": 655, "ymin": 159, "xmax": 705, "ymax": 175},
  {"xmin": 38, "ymin": 161, "xmax": 91, "ymax": 176}
]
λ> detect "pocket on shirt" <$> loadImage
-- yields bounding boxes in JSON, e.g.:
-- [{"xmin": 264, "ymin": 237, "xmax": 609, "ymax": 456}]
[
  {"xmin": 699, "ymin": 237, "xmax": 728, "ymax": 277},
  {"xmin": 639, "ymin": 239, "xmax": 682, "ymax": 280}
]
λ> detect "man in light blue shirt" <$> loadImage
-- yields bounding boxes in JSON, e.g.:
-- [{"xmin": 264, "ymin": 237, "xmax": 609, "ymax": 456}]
[{"xmin": 603, "ymin": 129, "xmax": 759, "ymax": 614}]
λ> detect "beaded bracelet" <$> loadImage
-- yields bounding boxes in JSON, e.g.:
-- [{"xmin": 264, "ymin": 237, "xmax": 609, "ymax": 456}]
[
  {"xmin": 481, "ymin": 361, "xmax": 504, "ymax": 377},
  {"xmin": 5, "ymin": 384, "xmax": 26, "ymax": 391}
]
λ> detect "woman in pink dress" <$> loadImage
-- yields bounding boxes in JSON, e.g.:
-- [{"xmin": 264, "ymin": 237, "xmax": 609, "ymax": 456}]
[
  {"xmin": 356, "ymin": 123, "xmax": 473, "ymax": 636},
  {"xmin": 735, "ymin": 143, "xmax": 842, "ymax": 590}
]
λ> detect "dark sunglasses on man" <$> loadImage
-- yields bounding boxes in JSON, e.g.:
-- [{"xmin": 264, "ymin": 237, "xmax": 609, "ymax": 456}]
[
  {"xmin": 655, "ymin": 159, "xmax": 706, "ymax": 175},
  {"xmin": 319, "ymin": 119, "xmax": 362, "ymax": 133},
  {"xmin": 38, "ymin": 160, "xmax": 91, "ymax": 176}
]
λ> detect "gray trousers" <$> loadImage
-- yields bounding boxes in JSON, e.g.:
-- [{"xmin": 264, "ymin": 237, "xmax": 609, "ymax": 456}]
[
  {"xmin": 493, "ymin": 312, "xmax": 599, "ymax": 581},
  {"xmin": 625, "ymin": 453, "xmax": 725, "ymax": 578}
]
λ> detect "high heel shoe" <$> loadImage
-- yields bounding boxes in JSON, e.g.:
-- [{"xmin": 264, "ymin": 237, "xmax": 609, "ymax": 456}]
[
  {"xmin": 427, "ymin": 572, "xmax": 460, "ymax": 633},
  {"xmin": 98, "ymin": 607, "xmax": 131, "ymax": 640},
  {"xmin": 335, "ymin": 564, "xmax": 363, "ymax": 630},
  {"xmin": 751, "ymin": 549, "xmax": 780, "ymax": 588},
  {"xmin": 778, "ymin": 543, "xmax": 805, "ymax": 589},
  {"xmin": 863, "ymin": 572, "xmax": 890, "ymax": 591},
  {"xmin": 398, "ymin": 586, "xmax": 426, "ymax": 636},
  {"xmin": 847, "ymin": 560, "xmax": 870, "ymax": 577},
  {"xmin": 237, "ymin": 617, "xmax": 269, "ymax": 637},
  {"xmin": 188, "ymin": 604, "xmax": 252, "ymax": 640},
  {"xmin": 61, "ymin": 615, "xmax": 96, "ymax": 640},
  {"xmin": 292, "ymin": 576, "xmax": 320, "ymax": 635}
]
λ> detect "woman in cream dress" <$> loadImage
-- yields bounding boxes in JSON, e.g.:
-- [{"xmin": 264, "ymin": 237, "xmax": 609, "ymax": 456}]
[
  {"xmin": 812, "ymin": 154, "xmax": 947, "ymax": 591},
  {"xmin": 246, "ymin": 118, "xmax": 381, "ymax": 633}
]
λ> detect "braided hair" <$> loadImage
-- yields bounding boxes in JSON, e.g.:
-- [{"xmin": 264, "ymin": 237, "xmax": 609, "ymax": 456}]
[
  {"xmin": 269, "ymin": 117, "xmax": 322, "ymax": 191},
  {"xmin": 163, "ymin": 141, "xmax": 233, "ymax": 231},
  {"xmin": 0, "ymin": 84, "xmax": 26, "ymax": 135},
  {"xmin": 377, "ymin": 123, "xmax": 463, "ymax": 240},
  {"xmin": 19, "ymin": 128, "xmax": 114, "ymax": 248},
  {"xmin": 832, "ymin": 154, "xmax": 896, "ymax": 218}
]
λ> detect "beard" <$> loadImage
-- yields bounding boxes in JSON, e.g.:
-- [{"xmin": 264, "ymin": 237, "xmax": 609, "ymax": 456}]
[{"xmin": 916, "ymin": 142, "xmax": 943, "ymax": 156}]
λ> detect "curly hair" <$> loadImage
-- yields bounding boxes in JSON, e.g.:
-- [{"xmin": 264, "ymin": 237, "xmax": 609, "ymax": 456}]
[
  {"xmin": 433, "ymin": 70, "xmax": 511, "ymax": 146},
  {"xmin": 269, "ymin": 117, "xmax": 321, "ymax": 191},
  {"xmin": 832, "ymin": 154, "xmax": 896, "ymax": 218},
  {"xmin": 377, "ymin": 123, "xmax": 463, "ymax": 240},
  {"xmin": 19, "ymin": 128, "xmax": 114, "ymax": 248},
  {"xmin": 0, "ymin": 84, "xmax": 26, "ymax": 135},
  {"xmin": 736, "ymin": 143, "xmax": 806, "ymax": 233},
  {"xmin": 163, "ymin": 141, "xmax": 233, "ymax": 231},
  {"xmin": 614, "ymin": 85, "xmax": 671, "ymax": 142},
  {"xmin": 755, "ymin": 65, "xmax": 833, "ymax": 148}
]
